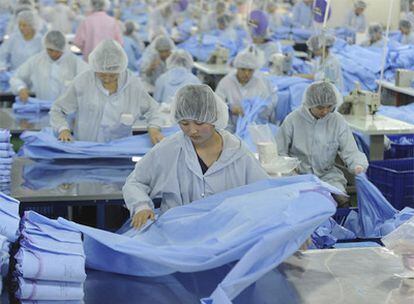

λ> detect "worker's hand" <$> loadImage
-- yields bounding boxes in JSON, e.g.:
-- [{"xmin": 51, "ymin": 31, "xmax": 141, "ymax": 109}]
[
  {"xmin": 131, "ymin": 209, "xmax": 155, "ymax": 229},
  {"xmin": 18, "ymin": 88, "xmax": 30, "ymax": 102},
  {"xmin": 354, "ymin": 165, "xmax": 365, "ymax": 175},
  {"xmin": 58, "ymin": 129, "xmax": 73, "ymax": 142},
  {"xmin": 148, "ymin": 127, "xmax": 164, "ymax": 145},
  {"xmin": 231, "ymin": 105, "xmax": 244, "ymax": 116}
]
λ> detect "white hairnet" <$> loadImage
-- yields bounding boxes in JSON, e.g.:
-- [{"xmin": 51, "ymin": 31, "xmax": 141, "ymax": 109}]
[
  {"xmin": 90, "ymin": 0, "xmax": 109, "ymax": 11},
  {"xmin": 89, "ymin": 39, "xmax": 127, "ymax": 73},
  {"xmin": 17, "ymin": 10, "xmax": 38, "ymax": 30},
  {"xmin": 154, "ymin": 35, "xmax": 174, "ymax": 51},
  {"xmin": 166, "ymin": 49, "xmax": 193, "ymax": 70},
  {"xmin": 368, "ymin": 23, "xmax": 383, "ymax": 38},
  {"xmin": 233, "ymin": 48, "xmax": 261, "ymax": 70},
  {"xmin": 44, "ymin": 30, "xmax": 66, "ymax": 52},
  {"xmin": 303, "ymin": 81, "xmax": 343, "ymax": 108},
  {"xmin": 172, "ymin": 84, "xmax": 229, "ymax": 130},
  {"xmin": 400, "ymin": 19, "xmax": 412, "ymax": 30},
  {"xmin": 354, "ymin": 1, "xmax": 367, "ymax": 9},
  {"xmin": 306, "ymin": 34, "xmax": 335, "ymax": 52}
]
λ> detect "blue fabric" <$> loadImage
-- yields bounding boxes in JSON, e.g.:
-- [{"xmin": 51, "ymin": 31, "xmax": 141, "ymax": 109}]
[
  {"xmin": 16, "ymin": 278, "xmax": 84, "ymax": 301},
  {"xmin": 378, "ymin": 103, "xmax": 414, "ymax": 125},
  {"xmin": 0, "ymin": 129, "xmax": 10, "ymax": 142},
  {"xmin": 266, "ymin": 76, "xmax": 311, "ymax": 122},
  {"xmin": 57, "ymin": 175, "xmax": 337, "ymax": 303},
  {"xmin": 0, "ymin": 191, "xmax": 20, "ymax": 242},
  {"xmin": 0, "ymin": 70, "xmax": 10, "ymax": 92},
  {"xmin": 270, "ymin": 26, "xmax": 313, "ymax": 42},
  {"xmin": 123, "ymin": 36, "xmax": 142, "ymax": 72},
  {"xmin": 22, "ymin": 159, "xmax": 134, "ymax": 190},
  {"xmin": 12, "ymin": 97, "xmax": 53, "ymax": 114},
  {"xmin": 18, "ymin": 127, "xmax": 179, "ymax": 159},
  {"xmin": 310, "ymin": 217, "xmax": 356, "ymax": 249}
]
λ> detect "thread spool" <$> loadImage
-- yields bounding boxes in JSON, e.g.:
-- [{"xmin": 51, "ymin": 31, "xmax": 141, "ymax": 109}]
[{"xmin": 257, "ymin": 142, "xmax": 278, "ymax": 165}]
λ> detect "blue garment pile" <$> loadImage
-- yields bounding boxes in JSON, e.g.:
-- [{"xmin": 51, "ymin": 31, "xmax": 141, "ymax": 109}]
[
  {"xmin": 18, "ymin": 127, "xmax": 179, "ymax": 159},
  {"xmin": 378, "ymin": 103, "xmax": 414, "ymax": 125},
  {"xmin": 0, "ymin": 70, "xmax": 11, "ymax": 92},
  {"xmin": 56, "ymin": 175, "xmax": 338, "ymax": 303},
  {"xmin": 343, "ymin": 174, "xmax": 414, "ymax": 238},
  {"xmin": 22, "ymin": 159, "xmax": 134, "ymax": 190},
  {"xmin": 177, "ymin": 31, "xmax": 242, "ymax": 62},
  {"xmin": 0, "ymin": 129, "xmax": 14, "ymax": 195},
  {"xmin": 15, "ymin": 211, "xmax": 86, "ymax": 302},
  {"xmin": 0, "ymin": 191, "xmax": 20, "ymax": 293},
  {"xmin": 266, "ymin": 75, "xmax": 311, "ymax": 122},
  {"xmin": 12, "ymin": 97, "xmax": 53, "ymax": 114},
  {"xmin": 310, "ymin": 217, "xmax": 356, "ymax": 249},
  {"xmin": 269, "ymin": 26, "xmax": 313, "ymax": 42}
]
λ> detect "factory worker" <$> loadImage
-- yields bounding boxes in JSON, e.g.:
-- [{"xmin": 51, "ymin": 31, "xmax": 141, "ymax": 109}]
[
  {"xmin": 248, "ymin": 10, "xmax": 282, "ymax": 68},
  {"xmin": 292, "ymin": 0, "xmax": 314, "ymax": 29},
  {"xmin": 123, "ymin": 84, "xmax": 268, "ymax": 229},
  {"xmin": 122, "ymin": 20, "xmax": 144, "ymax": 72},
  {"xmin": 45, "ymin": 0, "xmax": 77, "ymax": 34},
  {"xmin": 215, "ymin": 47, "xmax": 277, "ymax": 132},
  {"xmin": 73, "ymin": 0, "xmax": 123, "ymax": 62},
  {"xmin": 10, "ymin": 30, "xmax": 88, "ymax": 102},
  {"xmin": 140, "ymin": 35, "xmax": 175, "ymax": 86},
  {"xmin": 50, "ymin": 39, "xmax": 164, "ymax": 144},
  {"xmin": 154, "ymin": 49, "xmax": 200, "ymax": 105},
  {"xmin": 344, "ymin": 0, "xmax": 367, "ymax": 33},
  {"xmin": 276, "ymin": 81, "xmax": 368, "ymax": 206},
  {"xmin": 266, "ymin": 2, "xmax": 283, "ymax": 31},
  {"xmin": 147, "ymin": 2, "xmax": 174, "ymax": 41},
  {"xmin": 399, "ymin": 20, "xmax": 414, "ymax": 45},
  {"xmin": 403, "ymin": 0, "xmax": 414, "ymax": 28},
  {"xmin": 0, "ymin": 10, "xmax": 42, "ymax": 71},
  {"xmin": 361, "ymin": 23, "xmax": 385, "ymax": 48},
  {"xmin": 199, "ymin": 1, "xmax": 227, "ymax": 32},
  {"xmin": 301, "ymin": 33, "xmax": 344, "ymax": 93},
  {"xmin": 216, "ymin": 14, "xmax": 238, "ymax": 40}
]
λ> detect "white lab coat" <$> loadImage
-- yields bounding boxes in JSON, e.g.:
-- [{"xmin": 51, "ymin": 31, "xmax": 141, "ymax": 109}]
[
  {"xmin": 313, "ymin": 53, "xmax": 344, "ymax": 93},
  {"xmin": 215, "ymin": 71, "xmax": 277, "ymax": 131},
  {"xmin": 10, "ymin": 50, "xmax": 88, "ymax": 101},
  {"xmin": 0, "ymin": 32, "xmax": 43, "ymax": 71},
  {"xmin": 344, "ymin": 10, "xmax": 366, "ymax": 33},
  {"xmin": 123, "ymin": 129, "xmax": 269, "ymax": 215},
  {"xmin": 276, "ymin": 106, "xmax": 368, "ymax": 192},
  {"xmin": 154, "ymin": 67, "xmax": 201, "ymax": 104},
  {"xmin": 50, "ymin": 69, "xmax": 163, "ymax": 142}
]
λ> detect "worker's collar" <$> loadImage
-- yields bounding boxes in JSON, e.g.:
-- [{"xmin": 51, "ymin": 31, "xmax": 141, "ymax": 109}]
[{"xmin": 96, "ymin": 71, "xmax": 128, "ymax": 96}]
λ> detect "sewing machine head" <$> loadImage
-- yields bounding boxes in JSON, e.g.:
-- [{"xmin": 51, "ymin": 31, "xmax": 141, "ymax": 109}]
[{"xmin": 343, "ymin": 83, "xmax": 380, "ymax": 116}]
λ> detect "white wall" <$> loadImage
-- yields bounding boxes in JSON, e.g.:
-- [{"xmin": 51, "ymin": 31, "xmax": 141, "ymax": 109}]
[{"xmin": 328, "ymin": 0, "xmax": 401, "ymax": 30}]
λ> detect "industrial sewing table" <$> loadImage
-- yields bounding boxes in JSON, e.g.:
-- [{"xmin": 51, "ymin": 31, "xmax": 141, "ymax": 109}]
[
  {"xmin": 344, "ymin": 114, "xmax": 414, "ymax": 160},
  {"xmin": 10, "ymin": 157, "xmax": 137, "ymax": 229},
  {"xmin": 1, "ymin": 247, "xmax": 411, "ymax": 303}
]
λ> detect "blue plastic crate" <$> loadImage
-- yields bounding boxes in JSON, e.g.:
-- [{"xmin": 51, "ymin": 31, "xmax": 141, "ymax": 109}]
[
  {"xmin": 385, "ymin": 134, "xmax": 414, "ymax": 159},
  {"xmin": 367, "ymin": 158, "xmax": 414, "ymax": 210}
]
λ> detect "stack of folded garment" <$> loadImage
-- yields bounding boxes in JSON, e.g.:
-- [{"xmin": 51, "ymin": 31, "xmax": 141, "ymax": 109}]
[
  {"xmin": 12, "ymin": 97, "xmax": 53, "ymax": 114},
  {"xmin": 0, "ymin": 191, "xmax": 20, "ymax": 294},
  {"xmin": 15, "ymin": 211, "xmax": 86, "ymax": 302},
  {"xmin": 0, "ymin": 129, "xmax": 14, "ymax": 195}
]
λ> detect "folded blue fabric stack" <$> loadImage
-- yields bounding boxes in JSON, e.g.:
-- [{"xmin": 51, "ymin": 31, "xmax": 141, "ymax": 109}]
[
  {"xmin": 12, "ymin": 97, "xmax": 53, "ymax": 114},
  {"xmin": 0, "ymin": 129, "xmax": 14, "ymax": 195},
  {"xmin": 15, "ymin": 211, "xmax": 86, "ymax": 302},
  {"xmin": 0, "ymin": 191, "xmax": 20, "ymax": 294},
  {"xmin": 18, "ymin": 127, "xmax": 179, "ymax": 159}
]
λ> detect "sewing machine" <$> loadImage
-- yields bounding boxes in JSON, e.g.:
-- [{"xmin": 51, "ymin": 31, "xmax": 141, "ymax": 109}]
[{"xmin": 342, "ymin": 83, "xmax": 381, "ymax": 117}]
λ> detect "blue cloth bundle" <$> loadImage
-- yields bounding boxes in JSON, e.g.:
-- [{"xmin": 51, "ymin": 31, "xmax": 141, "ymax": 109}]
[
  {"xmin": 12, "ymin": 97, "xmax": 53, "ymax": 114},
  {"xmin": 0, "ymin": 191, "xmax": 20, "ymax": 242},
  {"xmin": 311, "ymin": 217, "xmax": 356, "ymax": 249},
  {"xmin": 18, "ymin": 127, "xmax": 179, "ymax": 159},
  {"xmin": 266, "ymin": 75, "xmax": 311, "ymax": 122},
  {"xmin": 56, "ymin": 175, "xmax": 338, "ymax": 303},
  {"xmin": 16, "ymin": 211, "xmax": 86, "ymax": 301},
  {"xmin": 22, "ymin": 159, "xmax": 134, "ymax": 190}
]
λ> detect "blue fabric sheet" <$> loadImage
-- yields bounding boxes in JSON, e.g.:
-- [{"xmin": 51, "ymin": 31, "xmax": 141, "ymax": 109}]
[
  {"xmin": 12, "ymin": 97, "xmax": 53, "ymax": 114},
  {"xmin": 18, "ymin": 127, "xmax": 179, "ymax": 159},
  {"xmin": 266, "ymin": 75, "xmax": 311, "ymax": 122},
  {"xmin": 0, "ymin": 191, "xmax": 20, "ymax": 242},
  {"xmin": 22, "ymin": 159, "xmax": 134, "ymax": 190},
  {"xmin": 311, "ymin": 217, "xmax": 356, "ymax": 249},
  {"xmin": 56, "ymin": 175, "xmax": 338, "ymax": 303},
  {"xmin": 0, "ymin": 129, "xmax": 10, "ymax": 142},
  {"xmin": 378, "ymin": 103, "xmax": 414, "ymax": 125}
]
